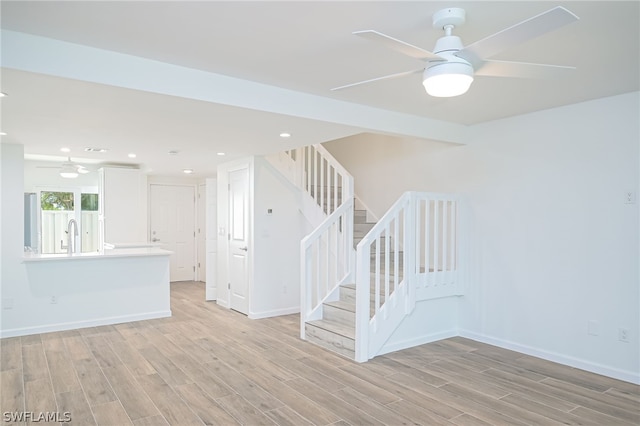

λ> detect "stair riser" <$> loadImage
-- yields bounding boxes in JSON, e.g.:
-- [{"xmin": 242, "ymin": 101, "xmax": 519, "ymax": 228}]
[
  {"xmin": 323, "ymin": 304, "xmax": 355, "ymax": 327},
  {"xmin": 339, "ymin": 286, "xmax": 356, "ymax": 304},
  {"xmin": 305, "ymin": 323, "xmax": 355, "ymax": 358},
  {"xmin": 338, "ymin": 286, "xmax": 388, "ymax": 307}
]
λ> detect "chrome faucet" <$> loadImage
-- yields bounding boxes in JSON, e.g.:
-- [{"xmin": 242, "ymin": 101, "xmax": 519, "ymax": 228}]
[{"xmin": 61, "ymin": 219, "xmax": 79, "ymax": 254}]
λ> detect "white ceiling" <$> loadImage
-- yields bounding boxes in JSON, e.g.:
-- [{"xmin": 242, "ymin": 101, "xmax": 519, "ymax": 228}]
[{"xmin": 1, "ymin": 1, "xmax": 638, "ymax": 177}]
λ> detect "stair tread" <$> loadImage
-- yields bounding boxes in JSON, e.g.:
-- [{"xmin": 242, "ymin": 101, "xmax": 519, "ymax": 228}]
[{"xmin": 307, "ymin": 318, "xmax": 355, "ymax": 340}]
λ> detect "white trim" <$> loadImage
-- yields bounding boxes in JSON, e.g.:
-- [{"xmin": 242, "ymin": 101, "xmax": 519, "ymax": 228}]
[
  {"xmin": 0, "ymin": 311, "xmax": 172, "ymax": 338},
  {"xmin": 377, "ymin": 329, "xmax": 459, "ymax": 356},
  {"xmin": 459, "ymin": 330, "xmax": 640, "ymax": 385},
  {"xmin": 248, "ymin": 306, "xmax": 300, "ymax": 320}
]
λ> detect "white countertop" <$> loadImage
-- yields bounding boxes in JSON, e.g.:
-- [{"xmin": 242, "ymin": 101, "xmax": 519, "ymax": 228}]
[
  {"xmin": 103, "ymin": 242, "xmax": 162, "ymax": 249},
  {"xmin": 23, "ymin": 247, "xmax": 172, "ymax": 262}
]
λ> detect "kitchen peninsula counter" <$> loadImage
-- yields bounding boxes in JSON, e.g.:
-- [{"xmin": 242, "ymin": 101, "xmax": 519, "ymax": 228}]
[{"xmin": 10, "ymin": 247, "xmax": 172, "ymax": 338}]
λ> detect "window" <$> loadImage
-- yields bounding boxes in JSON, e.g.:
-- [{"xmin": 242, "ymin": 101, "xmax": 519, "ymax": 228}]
[
  {"xmin": 39, "ymin": 189, "xmax": 99, "ymax": 254},
  {"xmin": 80, "ymin": 193, "xmax": 99, "ymax": 253}
]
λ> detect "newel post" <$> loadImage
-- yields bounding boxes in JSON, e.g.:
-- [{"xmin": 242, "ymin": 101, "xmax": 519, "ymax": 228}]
[
  {"xmin": 354, "ymin": 242, "xmax": 371, "ymax": 362},
  {"xmin": 404, "ymin": 192, "xmax": 417, "ymax": 314}
]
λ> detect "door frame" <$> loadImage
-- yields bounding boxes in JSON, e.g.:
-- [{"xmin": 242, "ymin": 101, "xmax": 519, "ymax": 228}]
[
  {"xmin": 216, "ymin": 158, "xmax": 253, "ymax": 313},
  {"xmin": 197, "ymin": 182, "xmax": 207, "ymax": 282}
]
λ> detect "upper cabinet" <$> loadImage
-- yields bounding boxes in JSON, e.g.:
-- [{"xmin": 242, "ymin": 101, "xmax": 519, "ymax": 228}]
[{"xmin": 98, "ymin": 167, "xmax": 147, "ymax": 246}]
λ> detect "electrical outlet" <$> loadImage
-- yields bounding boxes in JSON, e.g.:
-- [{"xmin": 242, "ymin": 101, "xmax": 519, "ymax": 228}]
[
  {"xmin": 2, "ymin": 298, "xmax": 14, "ymax": 310},
  {"xmin": 587, "ymin": 320, "xmax": 599, "ymax": 336},
  {"xmin": 50, "ymin": 295, "xmax": 57, "ymax": 304},
  {"xmin": 618, "ymin": 328, "xmax": 630, "ymax": 343}
]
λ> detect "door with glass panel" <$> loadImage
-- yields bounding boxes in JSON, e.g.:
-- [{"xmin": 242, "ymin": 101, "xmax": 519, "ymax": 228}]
[{"xmin": 39, "ymin": 189, "xmax": 99, "ymax": 254}]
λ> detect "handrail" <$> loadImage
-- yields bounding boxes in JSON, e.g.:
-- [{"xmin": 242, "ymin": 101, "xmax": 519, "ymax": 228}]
[
  {"xmin": 356, "ymin": 192, "xmax": 412, "ymax": 249},
  {"xmin": 300, "ymin": 197, "xmax": 354, "ymax": 339},
  {"xmin": 301, "ymin": 197, "xmax": 354, "ymax": 249},
  {"xmin": 354, "ymin": 191, "xmax": 462, "ymax": 362}
]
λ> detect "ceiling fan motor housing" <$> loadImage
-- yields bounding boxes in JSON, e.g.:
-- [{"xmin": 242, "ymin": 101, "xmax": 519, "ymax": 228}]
[{"xmin": 428, "ymin": 35, "xmax": 473, "ymax": 72}]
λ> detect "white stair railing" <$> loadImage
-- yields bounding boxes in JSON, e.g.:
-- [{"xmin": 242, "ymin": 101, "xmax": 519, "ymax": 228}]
[
  {"xmin": 354, "ymin": 191, "xmax": 463, "ymax": 362},
  {"xmin": 300, "ymin": 198, "xmax": 354, "ymax": 339},
  {"xmin": 296, "ymin": 144, "xmax": 355, "ymax": 339},
  {"xmin": 299, "ymin": 144, "xmax": 353, "ymax": 216}
]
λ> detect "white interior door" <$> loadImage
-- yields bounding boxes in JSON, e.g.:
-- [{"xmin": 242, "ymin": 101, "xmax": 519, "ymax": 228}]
[
  {"xmin": 150, "ymin": 184, "xmax": 195, "ymax": 282},
  {"xmin": 197, "ymin": 183, "xmax": 206, "ymax": 282},
  {"xmin": 228, "ymin": 167, "xmax": 250, "ymax": 314}
]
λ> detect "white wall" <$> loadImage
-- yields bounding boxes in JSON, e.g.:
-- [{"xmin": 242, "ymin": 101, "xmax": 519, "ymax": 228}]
[
  {"xmin": 252, "ymin": 156, "xmax": 310, "ymax": 318},
  {"xmin": 1, "ymin": 144, "xmax": 29, "ymax": 333},
  {"xmin": 324, "ymin": 92, "xmax": 640, "ymax": 383},
  {"xmin": 380, "ymin": 298, "xmax": 460, "ymax": 356}
]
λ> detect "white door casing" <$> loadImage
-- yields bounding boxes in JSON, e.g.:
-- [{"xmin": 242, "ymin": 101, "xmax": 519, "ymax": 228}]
[
  {"xmin": 197, "ymin": 183, "xmax": 206, "ymax": 282},
  {"xmin": 150, "ymin": 184, "xmax": 196, "ymax": 282},
  {"xmin": 205, "ymin": 178, "xmax": 218, "ymax": 301},
  {"xmin": 228, "ymin": 167, "xmax": 250, "ymax": 314}
]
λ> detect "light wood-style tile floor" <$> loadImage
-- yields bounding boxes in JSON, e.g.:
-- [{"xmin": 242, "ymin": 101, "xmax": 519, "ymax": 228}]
[{"xmin": 1, "ymin": 281, "xmax": 638, "ymax": 425}]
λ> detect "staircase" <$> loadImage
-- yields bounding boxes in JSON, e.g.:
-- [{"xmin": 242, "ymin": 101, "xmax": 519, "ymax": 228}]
[
  {"xmin": 304, "ymin": 207, "xmax": 369, "ymax": 358},
  {"xmin": 269, "ymin": 144, "xmax": 464, "ymax": 362},
  {"xmin": 304, "ymin": 206, "xmax": 408, "ymax": 359}
]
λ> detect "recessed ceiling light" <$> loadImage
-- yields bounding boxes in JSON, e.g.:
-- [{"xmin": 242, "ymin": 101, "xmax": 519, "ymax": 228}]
[
  {"xmin": 168, "ymin": 150, "xmax": 179, "ymax": 156},
  {"xmin": 84, "ymin": 147, "xmax": 108, "ymax": 153},
  {"xmin": 280, "ymin": 132, "xmax": 291, "ymax": 138},
  {"xmin": 0, "ymin": 92, "xmax": 6, "ymax": 98},
  {"xmin": 128, "ymin": 153, "xmax": 137, "ymax": 158},
  {"xmin": 217, "ymin": 152, "xmax": 226, "ymax": 156},
  {"xmin": 0, "ymin": 132, "xmax": 6, "ymax": 136},
  {"xmin": 183, "ymin": 169, "xmax": 194, "ymax": 174},
  {"xmin": 60, "ymin": 147, "xmax": 71, "ymax": 153}
]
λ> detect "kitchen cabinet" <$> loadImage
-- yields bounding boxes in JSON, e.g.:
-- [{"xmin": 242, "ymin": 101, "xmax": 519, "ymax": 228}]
[{"xmin": 98, "ymin": 167, "xmax": 147, "ymax": 247}]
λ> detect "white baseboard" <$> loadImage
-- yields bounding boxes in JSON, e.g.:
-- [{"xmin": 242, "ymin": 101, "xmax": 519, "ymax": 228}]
[
  {"xmin": 248, "ymin": 306, "xmax": 299, "ymax": 320},
  {"xmin": 459, "ymin": 330, "xmax": 640, "ymax": 385},
  {"xmin": 0, "ymin": 310, "xmax": 172, "ymax": 339},
  {"xmin": 377, "ymin": 329, "xmax": 458, "ymax": 357}
]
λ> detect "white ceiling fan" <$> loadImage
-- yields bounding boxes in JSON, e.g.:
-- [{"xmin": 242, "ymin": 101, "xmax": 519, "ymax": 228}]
[
  {"xmin": 332, "ymin": 6, "xmax": 579, "ymax": 97},
  {"xmin": 36, "ymin": 157, "xmax": 91, "ymax": 178}
]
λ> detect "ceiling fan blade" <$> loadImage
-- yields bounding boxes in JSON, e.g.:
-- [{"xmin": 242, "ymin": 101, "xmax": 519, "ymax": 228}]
[
  {"xmin": 353, "ymin": 30, "xmax": 445, "ymax": 61},
  {"xmin": 331, "ymin": 68, "xmax": 423, "ymax": 91},
  {"xmin": 475, "ymin": 60, "xmax": 575, "ymax": 79},
  {"xmin": 457, "ymin": 6, "xmax": 579, "ymax": 66}
]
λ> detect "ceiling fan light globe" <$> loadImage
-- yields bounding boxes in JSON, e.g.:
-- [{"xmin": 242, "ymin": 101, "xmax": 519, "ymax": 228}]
[
  {"xmin": 60, "ymin": 164, "xmax": 79, "ymax": 178},
  {"xmin": 423, "ymin": 62, "xmax": 473, "ymax": 97},
  {"xmin": 60, "ymin": 171, "xmax": 79, "ymax": 178}
]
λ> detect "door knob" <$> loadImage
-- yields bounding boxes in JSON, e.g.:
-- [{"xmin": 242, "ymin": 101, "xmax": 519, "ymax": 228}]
[
  {"xmin": 239, "ymin": 246, "xmax": 248, "ymax": 251},
  {"xmin": 152, "ymin": 238, "xmax": 160, "ymax": 242}
]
